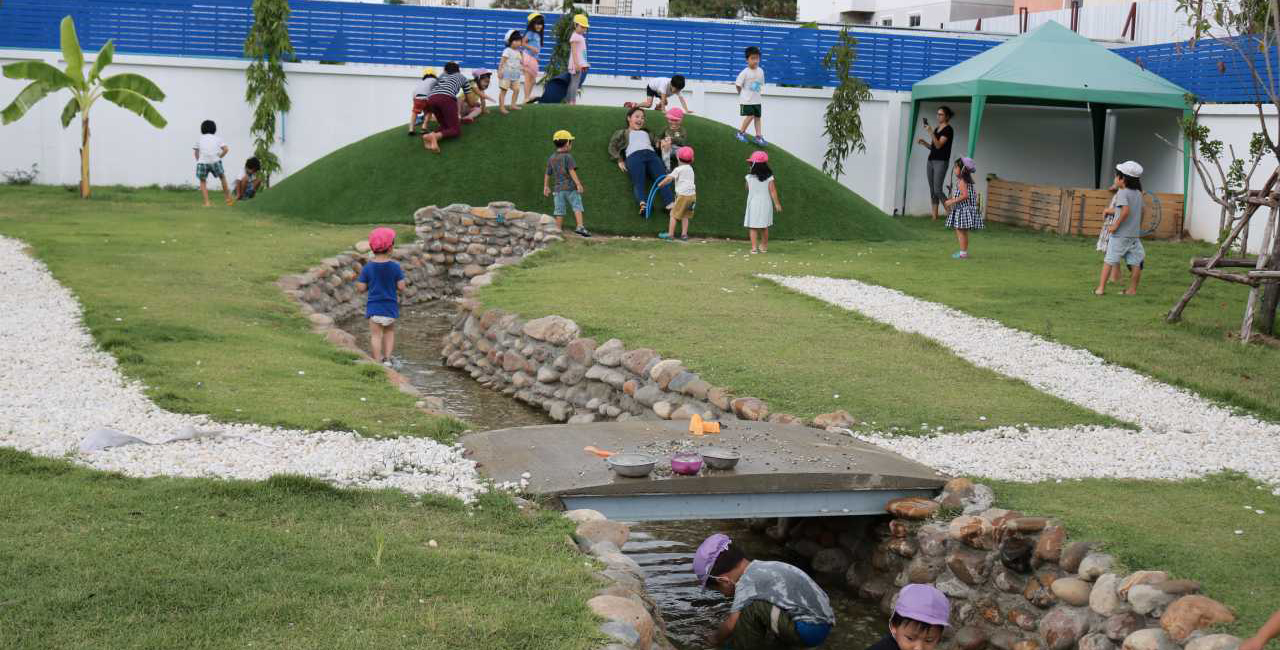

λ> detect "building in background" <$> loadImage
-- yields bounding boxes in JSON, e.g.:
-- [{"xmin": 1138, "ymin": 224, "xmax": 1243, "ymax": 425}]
[{"xmin": 798, "ymin": 0, "xmax": 1012, "ymax": 27}]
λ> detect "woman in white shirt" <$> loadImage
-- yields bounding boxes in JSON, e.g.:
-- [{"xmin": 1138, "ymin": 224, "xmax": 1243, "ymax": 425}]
[{"xmin": 606, "ymin": 107, "xmax": 675, "ymax": 214}]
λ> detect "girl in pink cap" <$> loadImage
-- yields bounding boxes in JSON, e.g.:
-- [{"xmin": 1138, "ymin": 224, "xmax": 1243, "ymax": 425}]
[
  {"xmin": 356, "ymin": 228, "xmax": 407, "ymax": 367},
  {"xmin": 659, "ymin": 107, "xmax": 688, "ymax": 172},
  {"xmin": 693, "ymin": 533, "xmax": 834, "ymax": 649},
  {"xmin": 743, "ymin": 151, "xmax": 782, "ymax": 254},
  {"xmin": 866, "ymin": 584, "xmax": 951, "ymax": 650}
]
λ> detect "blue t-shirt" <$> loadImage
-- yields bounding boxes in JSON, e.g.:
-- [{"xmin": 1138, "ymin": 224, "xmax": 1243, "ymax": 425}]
[{"xmin": 358, "ymin": 259, "xmax": 404, "ymax": 318}]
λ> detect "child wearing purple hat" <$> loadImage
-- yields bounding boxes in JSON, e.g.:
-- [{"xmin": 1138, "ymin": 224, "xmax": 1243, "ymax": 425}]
[
  {"xmin": 867, "ymin": 584, "xmax": 951, "ymax": 650},
  {"xmin": 694, "ymin": 533, "xmax": 835, "ymax": 649}
]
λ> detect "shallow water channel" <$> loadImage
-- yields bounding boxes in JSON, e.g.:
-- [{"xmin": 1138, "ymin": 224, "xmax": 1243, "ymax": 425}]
[{"xmin": 343, "ymin": 304, "xmax": 885, "ymax": 649}]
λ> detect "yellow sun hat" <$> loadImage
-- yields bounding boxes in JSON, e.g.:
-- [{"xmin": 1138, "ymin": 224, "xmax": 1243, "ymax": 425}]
[
  {"xmin": 573, "ymin": 13, "xmax": 590, "ymax": 28},
  {"xmin": 553, "ymin": 129, "xmax": 575, "ymax": 141},
  {"xmin": 527, "ymin": 11, "xmax": 542, "ymax": 21},
  {"xmin": 421, "ymin": 66, "xmax": 437, "ymax": 77}
]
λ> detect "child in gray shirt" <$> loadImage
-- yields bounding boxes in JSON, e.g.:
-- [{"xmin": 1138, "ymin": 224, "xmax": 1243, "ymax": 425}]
[{"xmin": 1096, "ymin": 161, "xmax": 1146, "ymax": 296}]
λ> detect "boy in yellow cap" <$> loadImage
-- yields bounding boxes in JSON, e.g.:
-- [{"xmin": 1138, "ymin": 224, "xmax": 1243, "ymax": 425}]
[
  {"xmin": 543, "ymin": 129, "xmax": 591, "ymax": 237},
  {"xmin": 566, "ymin": 13, "xmax": 590, "ymax": 104},
  {"xmin": 408, "ymin": 67, "xmax": 437, "ymax": 136}
]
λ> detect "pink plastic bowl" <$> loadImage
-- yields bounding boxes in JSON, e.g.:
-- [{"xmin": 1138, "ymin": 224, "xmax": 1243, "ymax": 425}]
[{"xmin": 670, "ymin": 452, "xmax": 703, "ymax": 475}]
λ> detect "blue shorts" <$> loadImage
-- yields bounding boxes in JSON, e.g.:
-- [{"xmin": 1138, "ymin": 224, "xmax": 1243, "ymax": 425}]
[
  {"xmin": 553, "ymin": 190, "xmax": 583, "ymax": 216},
  {"xmin": 1105, "ymin": 236, "xmax": 1145, "ymax": 267},
  {"xmin": 196, "ymin": 161, "xmax": 225, "ymax": 181}
]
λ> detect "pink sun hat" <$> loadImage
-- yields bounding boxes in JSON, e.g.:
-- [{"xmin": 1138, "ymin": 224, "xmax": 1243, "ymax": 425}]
[
  {"xmin": 666, "ymin": 107, "xmax": 685, "ymax": 121},
  {"xmin": 747, "ymin": 151, "xmax": 769, "ymax": 164},
  {"xmin": 677, "ymin": 146, "xmax": 694, "ymax": 162},
  {"xmin": 693, "ymin": 533, "xmax": 731, "ymax": 588},
  {"xmin": 368, "ymin": 227, "xmax": 396, "ymax": 253}
]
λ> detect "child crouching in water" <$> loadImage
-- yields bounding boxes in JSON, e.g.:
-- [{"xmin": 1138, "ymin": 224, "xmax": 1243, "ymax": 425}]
[
  {"xmin": 356, "ymin": 228, "xmax": 406, "ymax": 367},
  {"xmin": 1095, "ymin": 160, "xmax": 1146, "ymax": 296},
  {"xmin": 866, "ymin": 585, "xmax": 951, "ymax": 650},
  {"xmin": 744, "ymin": 150, "xmax": 781, "ymax": 254},
  {"xmin": 694, "ymin": 533, "xmax": 834, "ymax": 649},
  {"xmin": 657, "ymin": 146, "xmax": 696, "ymax": 241}
]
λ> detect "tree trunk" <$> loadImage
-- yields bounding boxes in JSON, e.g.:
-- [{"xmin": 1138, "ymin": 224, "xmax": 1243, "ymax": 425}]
[{"xmin": 80, "ymin": 113, "xmax": 91, "ymax": 199}]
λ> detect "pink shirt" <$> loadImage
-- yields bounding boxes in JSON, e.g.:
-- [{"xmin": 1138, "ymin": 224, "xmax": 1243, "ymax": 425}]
[{"xmin": 569, "ymin": 32, "xmax": 589, "ymax": 72}]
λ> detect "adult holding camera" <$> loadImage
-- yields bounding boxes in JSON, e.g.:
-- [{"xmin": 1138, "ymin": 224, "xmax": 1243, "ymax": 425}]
[{"xmin": 917, "ymin": 106, "xmax": 954, "ymax": 221}]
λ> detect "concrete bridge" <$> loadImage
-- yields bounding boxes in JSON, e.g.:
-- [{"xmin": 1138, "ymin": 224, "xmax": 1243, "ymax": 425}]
[{"xmin": 462, "ymin": 420, "xmax": 948, "ymax": 521}]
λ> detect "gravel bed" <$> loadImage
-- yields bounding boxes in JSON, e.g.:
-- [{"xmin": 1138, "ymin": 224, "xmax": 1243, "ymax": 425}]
[
  {"xmin": 0, "ymin": 236, "xmax": 484, "ymax": 501},
  {"xmin": 762, "ymin": 274, "xmax": 1280, "ymax": 494}
]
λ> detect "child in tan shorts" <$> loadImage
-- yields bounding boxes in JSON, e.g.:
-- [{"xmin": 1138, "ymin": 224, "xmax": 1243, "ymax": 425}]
[{"xmin": 657, "ymin": 146, "xmax": 696, "ymax": 241}]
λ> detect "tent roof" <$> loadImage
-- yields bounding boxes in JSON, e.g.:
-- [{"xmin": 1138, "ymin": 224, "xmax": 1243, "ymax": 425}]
[{"xmin": 911, "ymin": 21, "xmax": 1190, "ymax": 110}]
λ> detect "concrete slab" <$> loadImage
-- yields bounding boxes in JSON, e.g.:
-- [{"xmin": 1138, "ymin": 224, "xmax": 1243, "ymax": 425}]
[{"xmin": 462, "ymin": 420, "xmax": 949, "ymax": 520}]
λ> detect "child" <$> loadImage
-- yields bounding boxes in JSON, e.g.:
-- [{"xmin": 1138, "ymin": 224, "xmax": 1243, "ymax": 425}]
[
  {"xmin": 233, "ymin": 157, "xmax": 262, "ymax": 201},
  {"xmin": 625, "ymin": 75, "xmax": 691, "ymax": 114},
  {"xmin": 1095, "ymin": 161, "xmax": 1146, "ymax": 296},
  {"xmin": 421, "ymin": 62, "xmax": 474, "ymax": 154},
  {"xmin": 1239, "ymin": 608, "xmax": 1280, "ymax": 650},
  {"xmin": 356, "ymin": 227, "xmax": 406, "ymax": 367},
  {"xmin": 460, "ymin": 69, "xmax": 496, "ymax": 124},
  {"xmin": 1096, "ymin": 173, "xmax": 1123, "ymax": 285},
  {"xmin": 193, "ymin": 119, "xmax": 232, "ymax": 207},
  {"xmin": 566, "ymin": 14, "xmax": 590, "ymax": 105},
  {"xmin": 657, "ymin": 146, "xmax": 696, "ymax": 241},
  {"xmin": 543, "ymin": 129, "xmax": 591, "ymax": 237},
  {"xmin": 497, "ymin": 30, "xmax": 525, "ymax": 113},
  {"xmin": 658, "ymin": 107, "xmax": 689, "ymax": 171},
  {"xmin": 408, "ymin": 67, "xmax": 437, "ymax": 136},
  {"xmin": 522, "ymin": 13, "xmax": 545, "ymax": 102},
  {"xmin": 735, "ymin": 46, "xmax": 767, "ymax": 146},
  {"xmin": 743, "ymin": 151, "xmax": 781, "ymax": 254},
  {"xmin": 865, "ymin": 584, "xmax": 951, "ymax": 650},
  {"xmin": 942, "ymin": 156, "xmax": 982, "ymax": 259},
  {"xmin": 694, "ymin": 533, "xmax": 834, "ymax": 649}
]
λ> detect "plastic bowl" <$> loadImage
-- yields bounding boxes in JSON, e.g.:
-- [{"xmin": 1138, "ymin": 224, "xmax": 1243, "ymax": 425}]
[
  {"xmin": 670, "ymin": 452, "xmax": 703, "ymax": 475},
  {"xmin": 700, "ymin": 447, "xmax": 741, "ymax": 470},
  {"xmin": 607, "ymin": 453, "xmax": 656, "ymax": 478}
]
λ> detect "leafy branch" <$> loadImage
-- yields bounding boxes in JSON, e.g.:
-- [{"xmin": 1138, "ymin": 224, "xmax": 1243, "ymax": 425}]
[
  {"xmin": 820, "ymin": 28, "xmax": 872, "ymax": 181},
  {"xmin": 244, "ymin": 0, "xmax": 294, "ymax": 183}
]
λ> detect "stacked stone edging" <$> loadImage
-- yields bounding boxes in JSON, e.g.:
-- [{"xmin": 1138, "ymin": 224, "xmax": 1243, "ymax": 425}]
[
  {"xmin": 564, "ymin": 508, "xmax": 675, "ymax": 650},
  {"xmin": 751, "ymin": 480, "xmax": 1241, "ymax": 650}
]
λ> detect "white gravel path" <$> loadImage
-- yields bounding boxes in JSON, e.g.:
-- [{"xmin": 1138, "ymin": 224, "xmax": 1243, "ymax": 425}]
[
  {"xmin": 762, "ymin": 274, "xmax": 1280, "ymax": 494},
  {"xmin": 0, "ymin": 236, "xmax": 484, "ymax": 500}
]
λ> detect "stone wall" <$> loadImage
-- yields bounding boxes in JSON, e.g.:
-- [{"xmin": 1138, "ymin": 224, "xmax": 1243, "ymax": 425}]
[{"xmin": 749, "ymin": 481, "xmax": 1241, "ymax": 650}]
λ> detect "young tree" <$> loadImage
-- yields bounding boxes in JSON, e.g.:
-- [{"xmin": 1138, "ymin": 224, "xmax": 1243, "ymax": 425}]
[
  {"xmin": 543, "ymin": 1, "xmax": 587, "ymax": 83},
  {"xmin": 1, "ymin": 16, "xmax": 166, "ymax": 198},
  {"xmin": 244, "ymin": 0, "xmax": 294, "ymax": 183},
  {"xmin": 820, "ymin": 28, "xmax": 872, "ymax": 181}
]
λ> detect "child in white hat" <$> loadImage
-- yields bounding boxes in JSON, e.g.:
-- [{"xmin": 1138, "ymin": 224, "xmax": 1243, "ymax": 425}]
[{"xmin": 1095, "ymin": 160, "xmax": 1145, "ymax": 296}]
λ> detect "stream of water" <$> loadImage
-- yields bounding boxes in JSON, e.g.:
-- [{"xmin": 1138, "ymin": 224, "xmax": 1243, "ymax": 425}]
[{"xmin": 345, "ymin": 304, "xmax": 884, "ymax": 649}]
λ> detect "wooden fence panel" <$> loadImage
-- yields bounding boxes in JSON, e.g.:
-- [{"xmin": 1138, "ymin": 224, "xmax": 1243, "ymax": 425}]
[{"xmin": 987, "ymin": 177, "xmax": 1183, "ymax": 239}]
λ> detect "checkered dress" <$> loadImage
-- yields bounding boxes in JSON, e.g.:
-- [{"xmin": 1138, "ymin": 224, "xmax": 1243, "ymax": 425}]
[{"xmin": 945, "ymin": 180, "xmax": 984, "ymax": 230}]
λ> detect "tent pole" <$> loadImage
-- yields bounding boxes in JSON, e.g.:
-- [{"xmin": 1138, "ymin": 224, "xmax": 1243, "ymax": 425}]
[
  {"xmin": 1181, "ymin": 108, "xmax": 1193, "ymax": 239},
  {"xmin": 902, "ymin": 100, "xmax": 921, "ymax": 213},
  {"xmin": 967, "ymin": 95, "xmax": 986, "ymax": 158},
  {"xmin": 1090, "ymin": 103, "xmax": 1107, "ymax": 189}
]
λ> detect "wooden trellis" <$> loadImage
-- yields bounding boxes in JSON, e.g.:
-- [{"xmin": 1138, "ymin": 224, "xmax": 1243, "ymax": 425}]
[{"xmin": 1167, "ymin": 169, "xmax": 1280, "ymax": 342}]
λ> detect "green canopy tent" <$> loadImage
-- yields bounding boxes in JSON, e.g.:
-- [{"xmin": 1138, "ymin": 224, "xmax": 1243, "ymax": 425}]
[{"xmin": 901, "ymin": 21, "xmax": 1192, "ymax": 210}]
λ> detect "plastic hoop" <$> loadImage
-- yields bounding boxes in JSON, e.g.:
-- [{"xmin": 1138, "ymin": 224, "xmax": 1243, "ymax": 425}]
[
  {"xmin": 644, "ymin": 174, "xmax": 668, "ymax": 219},
  {"xmin": 1139, "ymin": 191, "xmax": 1162, "ymax": 237}
]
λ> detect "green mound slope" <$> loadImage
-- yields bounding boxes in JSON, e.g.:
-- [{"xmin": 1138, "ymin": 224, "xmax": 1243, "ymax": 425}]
[{"xmin": 253, "ymin": 104, "xmax": 906, "ymax": 241}]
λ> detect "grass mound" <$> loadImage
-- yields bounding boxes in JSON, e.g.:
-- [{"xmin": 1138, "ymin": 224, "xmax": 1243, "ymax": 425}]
[{"xmin": 252, "ymin": 104, "xmax": 907, "ymax": 241}]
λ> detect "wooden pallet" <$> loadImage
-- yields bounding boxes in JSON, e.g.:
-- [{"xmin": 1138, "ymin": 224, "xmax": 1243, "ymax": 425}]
[{"xmin": 985, "ymin": 177, "xmax": 1184, "ymax": 239}]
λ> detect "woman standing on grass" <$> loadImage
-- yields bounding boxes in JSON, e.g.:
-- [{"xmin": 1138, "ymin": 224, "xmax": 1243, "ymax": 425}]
[
  {"xmin": 917, "ymin": 106, "xmax": 954, "ymax": 221},
  {"xmin": 608, "ymin": 107, "xmax": 675, "ymax": 215},
  {"xmin": 943, "ymin": 156, "xmax": 982, "ymax": 259}
]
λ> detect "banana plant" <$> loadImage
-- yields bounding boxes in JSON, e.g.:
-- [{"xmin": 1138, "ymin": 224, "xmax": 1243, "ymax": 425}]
[{"xmin": 2, "ymin": 16, "xmax": 166, "ymax": 198}]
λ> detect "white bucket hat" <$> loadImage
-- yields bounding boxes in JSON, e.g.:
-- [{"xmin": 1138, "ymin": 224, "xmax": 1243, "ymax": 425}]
[{"xmin": 1116, "ymin": 161, "xmax": 1144, "ymax": 178}]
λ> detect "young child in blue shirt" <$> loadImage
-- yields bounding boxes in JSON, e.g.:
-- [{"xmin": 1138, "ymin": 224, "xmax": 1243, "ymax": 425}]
[{"xmin": 356, "ymin": 228, "xmax": 406, "ymax": 367}]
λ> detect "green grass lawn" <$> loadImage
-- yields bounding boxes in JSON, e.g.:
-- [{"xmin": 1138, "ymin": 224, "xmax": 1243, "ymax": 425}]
[
  {"xmin": 0, "ymin": 449, "xmax": 601, "ymax": 649},
  {"xmin": 994, "ymin": 474, "xmax": 1280, "ymax": 637},
  {"xmin": 481, "ymin": 219, "xmax": 1280, "ymax": 425},
  {"xmin": 249, "ymin": 104, "xmax": 908, "ymax": 241},
  {"xmin": 0, "ymin": 185, "xmax": 462, "ymax": 439}
]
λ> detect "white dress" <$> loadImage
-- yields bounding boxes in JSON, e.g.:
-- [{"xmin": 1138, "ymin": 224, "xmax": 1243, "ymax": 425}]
[{"xmin": 743, "ymin": 175, "xmax": 774, "ymax": 228}]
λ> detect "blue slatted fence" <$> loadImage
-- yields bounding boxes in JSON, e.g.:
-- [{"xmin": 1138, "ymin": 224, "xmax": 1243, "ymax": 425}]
[{"xmin": 1118, "ymin": 37, "xmax": 1280, "ymax": 103}]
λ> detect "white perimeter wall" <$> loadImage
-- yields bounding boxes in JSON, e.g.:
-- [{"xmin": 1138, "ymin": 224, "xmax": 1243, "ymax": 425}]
[{"xmin": 0, "ymin": 48, "xmax": 1261, "ymax": 250}]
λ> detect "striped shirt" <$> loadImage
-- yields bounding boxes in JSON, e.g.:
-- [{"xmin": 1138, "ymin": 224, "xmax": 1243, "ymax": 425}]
[{"xmin": 428, "ymin": 73, "xmax": 472, "ymax": 99}]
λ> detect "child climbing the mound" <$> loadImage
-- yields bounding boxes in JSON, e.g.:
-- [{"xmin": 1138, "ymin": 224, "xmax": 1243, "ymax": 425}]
[
  {"xmin": 942, "ymin": 156, "xmax": 982, "ymax": 259},
  {"xmin": 865, "ymin": 584, "xmax": 951, "ymax": 650},
  {"xmin": 193, "ymin": 119, "xmax": 232, "ymax": 207},
  {"xmin": 1095, "ymin": 160, "xmax": 1146, "ymax": 296},
  {"xmin": 233, "ymin": 156, "xmax": 262, "ymax": 201},
  {"xmin": 408, "ymin": 67, "xmax": 437, "ymax": 136},
  {"xmin": 356, "ymin": 227, "xmax": 407, "ymax": 367},
  {"xmin": 694, "ymin": 533, "xmax": 834, "ymax": 650},
  {"xmin": 659, "ymin": 107, "xmax": 688, "ymax": 172},
  {"xmin": 543, "ymin": 129, "xmax": 591, "ymax": 238},
  {"xmin": 735, "ymin": 46, "xmax": 767, "ymax": 146},
  {"xmin": 744, "ymin": 150, "xmax": 781, "ymax": 254},
  {"xmin": 657, "ymin": 146, "xmax": 696, "ymax": 241},
  {"xmin": 625, "ymin": 75, "xmax": 691, "ymax": 114},
  {"xmin": 461, "ymin": 69, "xmax": 496, "ymax": 124},
  {"xmin": 498, "ymin": 30, "xmax": 525, "ymax": 113}
]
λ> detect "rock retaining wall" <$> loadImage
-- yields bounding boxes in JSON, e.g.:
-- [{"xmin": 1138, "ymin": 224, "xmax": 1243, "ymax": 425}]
[{"xmin": 750, "ymin": 480, "xmax": 1241, "ymax": 650}]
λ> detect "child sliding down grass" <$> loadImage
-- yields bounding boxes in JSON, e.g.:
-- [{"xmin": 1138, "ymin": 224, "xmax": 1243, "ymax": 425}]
[
  {"xmin": 743, "ymin": 151, "xmax": 781, "ymax": 254},
  {"xmin": 1095, "ymin": 161, "xmax": 1146, "ymax": 296},
  {"xmin": 657, "ymin": 146, "xmax": 696, "ymax": 241},
  {"xmin": 356, "ymin": 228, "xmax": 407, "ymax": 367},
  {"xmin": 543, "ymin": 129, "xmax": 591, "ymax": 237}
]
